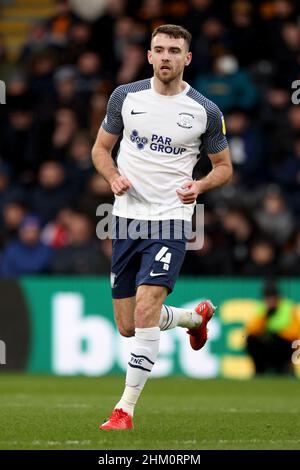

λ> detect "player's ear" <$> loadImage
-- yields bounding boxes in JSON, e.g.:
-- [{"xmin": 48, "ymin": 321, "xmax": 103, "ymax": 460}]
[
  {"xmin": 147, "ymin": 50, "xmax": 153, "ymax": 65},
  {"xmin": 185, "ymin": 52, "xmax": 192, "ymax": 67}
]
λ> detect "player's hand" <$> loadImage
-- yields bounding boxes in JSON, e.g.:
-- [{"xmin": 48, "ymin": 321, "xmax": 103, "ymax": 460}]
[
  {"xmin": 176, "ymin": 181, "xmax": 200, "ymax": 204},
  {"xmin": 110, "ymin": 175, "xmax": 132, "ymax": 196}
]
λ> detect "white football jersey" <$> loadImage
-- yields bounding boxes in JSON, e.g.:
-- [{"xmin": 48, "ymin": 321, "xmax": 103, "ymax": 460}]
[{"xmin": 102, "ymin": 78, "xmax": 228, "ymax": 221}]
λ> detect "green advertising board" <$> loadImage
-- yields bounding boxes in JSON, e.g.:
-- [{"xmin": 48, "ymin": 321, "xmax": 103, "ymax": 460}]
[{"xmin": 1, "ymin": 277, "xmax": 292, "ymax": 379}]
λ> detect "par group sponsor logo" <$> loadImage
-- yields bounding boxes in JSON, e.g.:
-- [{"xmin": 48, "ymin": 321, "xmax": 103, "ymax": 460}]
[{"xmin": 150, "ymin": 134, "xmax": 186, "ymax": 155}]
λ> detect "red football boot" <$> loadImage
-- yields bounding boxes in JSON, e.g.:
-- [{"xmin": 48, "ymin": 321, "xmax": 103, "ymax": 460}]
[
  {"xmin": 187, "ymin": 300, "xmax": 216, "ymax": 351},
  {"xmin": 99, "ymin": 408, "xmax": 133, "ymax": 430}
]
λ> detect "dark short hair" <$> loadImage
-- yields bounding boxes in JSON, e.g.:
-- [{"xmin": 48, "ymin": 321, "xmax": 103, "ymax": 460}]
[{"xmin": 151, "ymin": 24, "xmax": 192, "ymax": 49}]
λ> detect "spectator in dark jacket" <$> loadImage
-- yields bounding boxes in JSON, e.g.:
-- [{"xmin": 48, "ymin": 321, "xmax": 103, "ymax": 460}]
[
  {"xmin": 29, "ymin": 160, "xmax": 77, "ymax": 224},
  {"xmin": 1, "ymin": 215, "xmax": 52, "ymax": 276},
  {"xmin": 51, "ymin": 212, "xmax": 110, "ymax": 274}
]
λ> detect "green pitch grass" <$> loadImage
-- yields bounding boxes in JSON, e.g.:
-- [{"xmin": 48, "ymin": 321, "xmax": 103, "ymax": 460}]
[{"xmin": 0, "ymin": 375, "xmax": 300, "ymax": 450}]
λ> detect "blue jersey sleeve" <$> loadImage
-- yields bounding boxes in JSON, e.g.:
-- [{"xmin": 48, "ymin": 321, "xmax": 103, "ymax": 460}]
[
  {"xmin": 202, "ymin": 102, "xmax": 228, "ymax": 155},
  {"xmin": 101, "ymin": 86, "xmax": 126, "ymax": 135}
]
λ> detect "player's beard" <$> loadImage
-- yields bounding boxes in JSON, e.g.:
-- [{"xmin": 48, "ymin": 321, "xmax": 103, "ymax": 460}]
[{"xmin": 155, "ymin": 67, "xmax": 182, "ymax": 84}]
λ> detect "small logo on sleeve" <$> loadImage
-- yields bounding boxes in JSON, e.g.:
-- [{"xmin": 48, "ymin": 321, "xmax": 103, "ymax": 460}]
[{"xmin": 221, "ymin": 116, "xmax": 226, "ymax": 135}]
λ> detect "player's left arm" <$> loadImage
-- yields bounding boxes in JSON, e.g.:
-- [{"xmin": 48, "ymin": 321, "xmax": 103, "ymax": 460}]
[
  {"xmin": 177, "ymin": 103, "xmax": 232, "ymax": 204},
  {"xmin": 197, "ymin": 146, "xmax": 232, "ymax": 193},
  {"xmin": 176, "ymin": 148, "xmax": 232, "ymax": 204}
]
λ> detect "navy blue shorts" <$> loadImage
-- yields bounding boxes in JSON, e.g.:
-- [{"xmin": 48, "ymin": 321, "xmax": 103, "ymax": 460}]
[{"xmin": 111, "ymin": 217, "xmax": 190, "ymax": 299}]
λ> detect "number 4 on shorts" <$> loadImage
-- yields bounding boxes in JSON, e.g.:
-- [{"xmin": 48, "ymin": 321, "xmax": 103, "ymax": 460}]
[{"xmin": 155, "ymin": 246, "xmax": 172, "ymax": 266}]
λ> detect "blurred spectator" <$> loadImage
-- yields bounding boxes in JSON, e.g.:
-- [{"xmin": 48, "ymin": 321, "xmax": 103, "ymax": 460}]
[
  {"xmin": 116, "ymin": 43, "xmax": 149, "ymax": 84},
  {"xmin": 242, "ymin": 238, "xmax": 277, "ymax": 276},
  {"xmin": 221, "ymin": 208, "xmax": 254, "ymax": 272},
  {"xmin": 0, "ymin": 34, "xmax": 16, "ymax": 83},
  {"xmin": 46, "ymin": 0, "xmax": 76, "ymax": 46},
  {"xmin": 279, "ymin": 228, "xmax": 300, "ymax": 276},
  {"xmin": 246, "ymin": 280, "xmax": 300, "ymax": 375},
  {"xmin": 92, "ymin": 0, "xmax": 128, "ymax": 69},
  {"xmin": 64, "ymin": 21, "xmax": 94, "ymax": 63},
  {"xmin": 254, "ymin": 186, "xmax": 295, "ymax": 245},
  {"xmin": 287, "ymin": 106, "xmax": 300, "ymax": 136},
  {"xmin": 1, "ymin": 216, "xmax": 52, "ymax": 276},
  {"xmin": 51, "ymin": 107, "xmax": 80, "ymax": 159},
  {"xmin": 194, "ymin": 53, "xmax": 258, "ymax": 111},
  {"xmin": 67, "ymin": 131, "xmax": 94, "ymax": 191},
  {"xmin": 274, "ymin": 0, "xmax": 297, "ymax": 21},
  {"xmin": 137, "ymin": 0, "xmax": 167, "ymax": 29},
  {"xmin": 89, "ymin": 92, "xmax": 108, "ymax": 139},
  {"xmin": 273, "ymin": 136, "xmax": 300, "ymax": 214},
  {"xmin": 229, "ymin": 1, "xmax": 260, "ymax": 67},
  {"xmin": 29, "ymin": 160, "xmax": 77, "ymax": 224},
  {"xmin": 260, "ymin": 86, "xmax": 291, "ymax": 164},
  {"xmin": 41, "ymin": 207, "xmax": 74, "ymax": 248},
  {"xmin": 191, "ymin": 17, "xmax": 229, "ymax": 75},
  {"xmin": 113, "ymin": 17, "xmax": 138, "ymax": 62},
  {"xmin": 226, "ymin": 109, "xmax": 266, "ymax": 185},
  {"xmin": 77, "ymin": 51, "xmax": 104, "ymax": 96},
  {"xmin": 77, "ymin": 173, "xmax": 113, "ymax": 222},
  {"xmin": 181, "ymin": 231, "xmax": 233, "ymax": 275},
  {"xmin": 18, "ymin": 22, "xmax": 51, "ymax": 65},
  {"xmin": 0, "ymin": 201, "xmax": 28, "ymax": 249},
  {"xmin": 26, "ymin": 49, "xmax": 57, "ymax": 103},
  {"xmin": 54, "ymin": 65, "xmax": 77, "ymax": 100},
  {"xmin": 183, "ymin": 0, "xmax": 221, "ymax": 38},
  {"xmin": 0, "ymin": 163, "xmax": 24, "ymax": 218},
  {"xmin": 68, "ymin": 132, "xmax": 93, "ymax": 169},
  {"xmin": 1, "ymin": 81, "xmax": 43, "ymax": 182},
  {"xmin": 53, "ymin": 67, "xmax": 87, "ymax": 123},
  {"xmin": 277, "ymin": 22, "xmax": 300, "ymax": 85},
  {"xmin": 51, "ymin": 212, "xmax": 110, "ymax": 274}
]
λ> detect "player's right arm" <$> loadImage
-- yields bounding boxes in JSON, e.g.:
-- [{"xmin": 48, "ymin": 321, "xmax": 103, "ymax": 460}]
[
  {"xmin": 91, "ymin": 125, "xmax": 132, "ymax": 196},
  {"xmin": 92, "ymin": 85, "xmax": 132, "ymax": 196}
]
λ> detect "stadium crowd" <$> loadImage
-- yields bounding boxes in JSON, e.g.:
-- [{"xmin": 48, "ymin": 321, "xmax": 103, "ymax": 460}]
[{"xmin": 0, "ymin": 0, "xmax": 300, "ymax": 276}]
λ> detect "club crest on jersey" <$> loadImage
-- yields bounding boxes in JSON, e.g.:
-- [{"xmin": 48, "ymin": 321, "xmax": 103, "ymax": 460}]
[
  {"xmin": 130, "ymin": 129, "xmax": 148, "ymax": 150},
  {"xmin": 177, "ymin": 112, "xmax": 194, "ymax": 129}
]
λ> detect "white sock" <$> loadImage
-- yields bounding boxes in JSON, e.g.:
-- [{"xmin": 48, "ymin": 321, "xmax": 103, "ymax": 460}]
[
  {"xmin": 115, "ymin": 326, "xmax": 160, "ymax": 416},
  {"xmin": 159, "ymin": 304, "xmax": 202, "ymax": 331}
]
